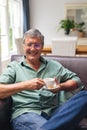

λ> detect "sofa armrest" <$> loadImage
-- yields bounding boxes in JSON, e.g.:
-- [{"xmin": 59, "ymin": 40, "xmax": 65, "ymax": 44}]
[{"xmin": 0, "ymin": 97, "xmax": 13, "ymax": 130}]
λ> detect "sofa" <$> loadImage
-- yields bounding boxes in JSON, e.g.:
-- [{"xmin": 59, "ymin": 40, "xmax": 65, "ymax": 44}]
[{"xmin": 0, "ymin": 54, "xmax": 87, "ymax": 130}]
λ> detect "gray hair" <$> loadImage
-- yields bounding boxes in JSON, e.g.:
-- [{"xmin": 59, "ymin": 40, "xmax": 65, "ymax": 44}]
[{"xmin": 23, "ymin": 29, "xmax": 44, "ymax": 46}]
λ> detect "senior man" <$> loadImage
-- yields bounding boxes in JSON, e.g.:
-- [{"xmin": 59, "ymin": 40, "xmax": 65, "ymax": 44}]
[{"xmin": 0, "ymin": 29, "xmax": 87, "ymax": 130}]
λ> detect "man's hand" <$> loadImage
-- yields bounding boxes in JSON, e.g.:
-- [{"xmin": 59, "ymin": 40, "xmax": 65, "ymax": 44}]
[{"xmin": 26, "ymin": 78, "xmax": 45, "ymax": 90}]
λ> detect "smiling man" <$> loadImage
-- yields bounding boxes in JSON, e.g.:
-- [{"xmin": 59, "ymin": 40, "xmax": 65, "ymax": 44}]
[
  {"xmin": 0, "ymin": 29, "xmax": 87, "ymax": 130},
  {"xmin": 23, "ymin": 30, "xmax": 44, "ymax": 71}
]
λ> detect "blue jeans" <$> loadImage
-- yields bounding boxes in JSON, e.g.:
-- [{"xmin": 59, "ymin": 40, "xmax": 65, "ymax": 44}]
[{"xmin": 12, "ymin": 90, "xmax": 87, "ymax": 130}]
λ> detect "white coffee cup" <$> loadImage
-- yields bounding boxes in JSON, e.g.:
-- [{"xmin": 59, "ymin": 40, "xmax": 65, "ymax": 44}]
[{"xmin": 44, "ymin": 78, "xmax": 56, "ymax": 89}]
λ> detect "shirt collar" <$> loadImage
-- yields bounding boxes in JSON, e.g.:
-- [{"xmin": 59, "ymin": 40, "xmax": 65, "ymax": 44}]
[{"xmin": 20, "ymin": 55, "xmax": 48, "ymax": 67}]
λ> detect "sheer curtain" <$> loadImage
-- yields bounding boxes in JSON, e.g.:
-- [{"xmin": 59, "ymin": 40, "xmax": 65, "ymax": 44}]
[
  {"xmin": 23, "ymin": 0, "xmax": 30, "ymax": 33},
  {"xmin": 0, "ymin": 63, "xmax": 1, "ymax": 74},
  {"xmin": 0, "ymin": 37, "xmax": 2, "ymax": 74}
]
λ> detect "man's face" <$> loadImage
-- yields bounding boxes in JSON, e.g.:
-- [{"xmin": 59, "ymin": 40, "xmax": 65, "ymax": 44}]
[{"xmin": 23, "ymin": 37, "xmax": 43, "ymax": 61}]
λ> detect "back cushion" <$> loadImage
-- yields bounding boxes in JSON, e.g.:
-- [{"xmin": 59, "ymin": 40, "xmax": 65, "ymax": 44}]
[{"xmin": 11, "ymin": 55, "xmax": 87, "ymax": 88}]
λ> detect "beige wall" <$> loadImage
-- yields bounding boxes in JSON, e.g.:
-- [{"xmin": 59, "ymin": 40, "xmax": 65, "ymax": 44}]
[{"xmin": 29, "ymin": 0, "xmax": 87, "ymax": 46}]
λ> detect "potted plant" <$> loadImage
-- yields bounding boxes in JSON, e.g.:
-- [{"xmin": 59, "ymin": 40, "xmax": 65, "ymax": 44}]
[
  {"xmin": 57, "ymin": 19, "xmax": 75, "ymax": 35},
  {"xmin": 75, "ymin": 22, "xmax": 85, "ymax": 37}
]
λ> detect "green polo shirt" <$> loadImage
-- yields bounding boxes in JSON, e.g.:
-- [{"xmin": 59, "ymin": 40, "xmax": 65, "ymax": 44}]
[{"xmin": 0, "ymin": 56, "xmax": 84, "ymax": 119}]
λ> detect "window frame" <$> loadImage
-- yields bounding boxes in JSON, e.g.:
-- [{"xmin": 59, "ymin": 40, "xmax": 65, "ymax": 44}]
[{"xmin": 0, "ymin": 0, "xmax": 23, "ymax": 60}]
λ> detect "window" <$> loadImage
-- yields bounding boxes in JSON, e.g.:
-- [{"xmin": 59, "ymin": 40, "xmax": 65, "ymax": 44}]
[{"xmin": 0, "ymin": 0, "xmax": 23, "ymax": 60}]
